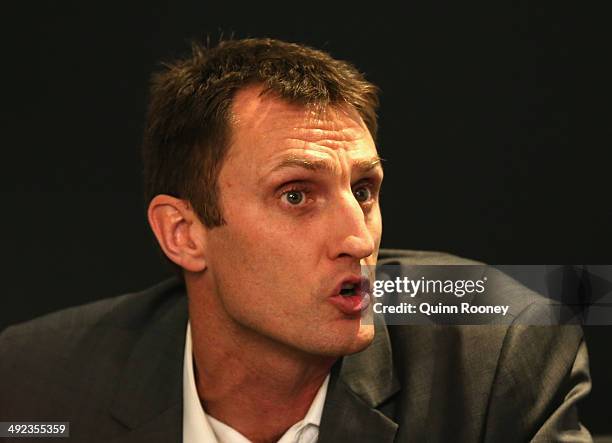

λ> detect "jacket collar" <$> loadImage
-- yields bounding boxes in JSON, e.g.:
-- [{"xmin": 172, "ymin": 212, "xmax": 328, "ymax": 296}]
[
  {"xmin": 110, "ymin": 278, "xmax": 188, "ymax": 442},
  {"xmin": 318, "ymin": 313, "xmax": 400, "ymax": 443}
]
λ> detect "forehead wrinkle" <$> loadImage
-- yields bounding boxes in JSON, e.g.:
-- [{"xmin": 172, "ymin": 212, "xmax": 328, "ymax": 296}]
[
  {"xmin": 284, "ymin": 136, "xmax": 363, "ymax": 152},
  {"xmin": 265, "ymin": 154, "xmax": 383, "ymax": 178},
  {"xmin": 287, "ymin": 125, "xmax": 364, "ymax": 144}
]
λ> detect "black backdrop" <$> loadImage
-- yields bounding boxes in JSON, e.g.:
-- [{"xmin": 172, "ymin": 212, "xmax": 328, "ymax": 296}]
[{"xmin": 2, "ymin": 0, "xmax": 610, "ymax": 435}]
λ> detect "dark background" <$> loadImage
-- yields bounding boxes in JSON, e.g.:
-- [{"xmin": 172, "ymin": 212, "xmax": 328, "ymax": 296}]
[{"xmin": 2, "ymin": 0, "xmax": 610, "ymax": 435}]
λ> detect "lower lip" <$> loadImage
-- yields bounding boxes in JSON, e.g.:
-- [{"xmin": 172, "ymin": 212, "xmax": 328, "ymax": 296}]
[{"xmin": 328, "ymin": 292, "xmax": 371, "ymax": 315}]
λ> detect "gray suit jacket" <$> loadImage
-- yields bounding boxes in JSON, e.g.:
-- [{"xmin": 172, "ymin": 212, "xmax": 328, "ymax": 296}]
[{"xmin": 0, "ymin": 250, "xmax": 592, "ymax": 442}]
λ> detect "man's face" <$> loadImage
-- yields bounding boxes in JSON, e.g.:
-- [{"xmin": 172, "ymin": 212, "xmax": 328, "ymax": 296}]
[{"xmin": 203, "ymin": 85, "xmax": 383, "ymax": 357}]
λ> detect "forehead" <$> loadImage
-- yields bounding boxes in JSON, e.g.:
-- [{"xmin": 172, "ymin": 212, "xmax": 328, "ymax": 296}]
[{"xmin": 226, "ymin": 85, "xmax": 377, "ymax": 165}]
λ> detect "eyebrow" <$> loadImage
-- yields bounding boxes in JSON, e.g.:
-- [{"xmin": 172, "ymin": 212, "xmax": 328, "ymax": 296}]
[{"xmin": 269, "ymin": 155, "xmax": 384, "ymax": 175}]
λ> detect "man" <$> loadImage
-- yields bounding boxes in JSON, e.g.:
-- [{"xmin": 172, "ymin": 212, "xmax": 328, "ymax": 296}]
[{"xmin": 0, "ymin": 38, "xmax": 591, "ymax": 442}]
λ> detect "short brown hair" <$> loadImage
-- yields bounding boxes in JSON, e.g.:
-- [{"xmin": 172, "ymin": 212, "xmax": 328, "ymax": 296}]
[{"xmin": 142, "ymin": 37, "xmax": 380, "ymax": 227}]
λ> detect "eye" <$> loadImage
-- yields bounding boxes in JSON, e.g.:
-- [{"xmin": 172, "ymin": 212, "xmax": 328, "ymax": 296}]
[
  {"xmin": 282, "ymin": 189, "xmax": 306, "ymax": 205},
  {"xmin": 353, "ymin": 185, "xmax": 372, "ymax": 203}
]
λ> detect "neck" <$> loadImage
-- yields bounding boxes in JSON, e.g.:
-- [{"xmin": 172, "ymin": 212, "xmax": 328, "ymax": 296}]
[{"xmin": 186, "ymin": 278, "xmax": 335, "ymax": 443}]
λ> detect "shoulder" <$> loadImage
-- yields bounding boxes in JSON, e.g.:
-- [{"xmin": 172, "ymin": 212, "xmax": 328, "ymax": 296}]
[
  {"xmin": 377, "ymin": 250, "xmax": 588, "ymax": 440},
  {"xmin": 377, "ymin": 248, "xmax": 482, "ymax": 265},
  {"xmin": 0, "ymin": 277, "xmax": 185, "ymax": 351},
  {"xmin": 0, "ymin": 277, "xmax": 187, "ymax": 420},
  {"xmin": 379, "ymin": 248, "xmax": 585, "ymax": 356},
  {"xmin": 377, "ymin": 248, "xmax": 570, "ymax": 321}
]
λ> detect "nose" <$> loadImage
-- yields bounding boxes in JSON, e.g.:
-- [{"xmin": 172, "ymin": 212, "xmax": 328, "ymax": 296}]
[{"xmin": 327, "ymin": 191, "xmax": 377, "ymax": 261}]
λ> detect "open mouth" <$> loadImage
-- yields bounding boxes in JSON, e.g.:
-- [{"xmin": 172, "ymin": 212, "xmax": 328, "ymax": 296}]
[
  {"xmin": 339, "ymin": 282, "xmax": 358, "ymax": 296},
  {"xmin": 328, "ymin": 277, "xmax": 371, "ymax": 315}
]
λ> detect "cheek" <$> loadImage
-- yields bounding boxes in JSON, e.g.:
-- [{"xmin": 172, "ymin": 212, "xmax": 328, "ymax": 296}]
[
  {"xmin": 207, "ymin": 223, "xmax": 325, "ymax": 331},
  {"xmin": 207, "ymin": 220, "xmax": 311, "ymax": 295},
  {"xmin": 213, "ymin": 187, "xmax": 334, "ymax": 282},
  {"xmin": 252, "ymin": 208, "xmax": 330, "ymax": 262}
]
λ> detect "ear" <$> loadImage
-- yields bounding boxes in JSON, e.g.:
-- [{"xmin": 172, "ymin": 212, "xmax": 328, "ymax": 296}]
[{"xmin": 147, "ymin": 194, "xmax": 208, "ymax": 272}]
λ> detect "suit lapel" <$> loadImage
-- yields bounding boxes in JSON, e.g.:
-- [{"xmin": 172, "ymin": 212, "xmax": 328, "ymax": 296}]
[
  {"xmin": 109, "ymin": 283, "xmax": 188, "ymax": 443},
  {"xmin": 318, "ymin": 314, "xmax": 400, "ymax": 443},
  {"xmin": 110, "ymin": 403, "xmax": 183, "ymax": 443}
]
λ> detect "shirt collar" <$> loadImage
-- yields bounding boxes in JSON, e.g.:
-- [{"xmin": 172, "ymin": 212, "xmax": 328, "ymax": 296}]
[
  {"xmin": 183, "ymin": 322, "xmax": 221, "ymax": 442},
  {"xmin": 182, "ymin": 321, "xmax": 330, "ymax": 443}
]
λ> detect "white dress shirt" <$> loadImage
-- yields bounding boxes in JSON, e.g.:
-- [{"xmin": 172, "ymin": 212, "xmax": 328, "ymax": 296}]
[{"xmin": 183, "ymin": 322, "xmax": 330, "ymax": 443}]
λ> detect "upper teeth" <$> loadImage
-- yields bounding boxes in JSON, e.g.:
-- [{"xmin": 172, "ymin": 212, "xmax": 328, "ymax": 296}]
[{"xmin": 342, "ymin": 283, "xmax": 355, "ymax": 289}]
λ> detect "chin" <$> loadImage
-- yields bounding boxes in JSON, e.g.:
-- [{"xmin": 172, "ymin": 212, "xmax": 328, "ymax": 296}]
[
  {"xmin": 345, "ymin": 323, "xmax": 376, "ymax": 355},
  {"xmin": 306, "ymin": 323, "xmax": 375, "ymax": 358}
]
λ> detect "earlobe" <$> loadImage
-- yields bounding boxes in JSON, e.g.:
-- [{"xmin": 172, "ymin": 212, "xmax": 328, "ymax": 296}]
[{"xmin": 147, "ymin": 195, "xmax": 208, "ymax": 272}]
